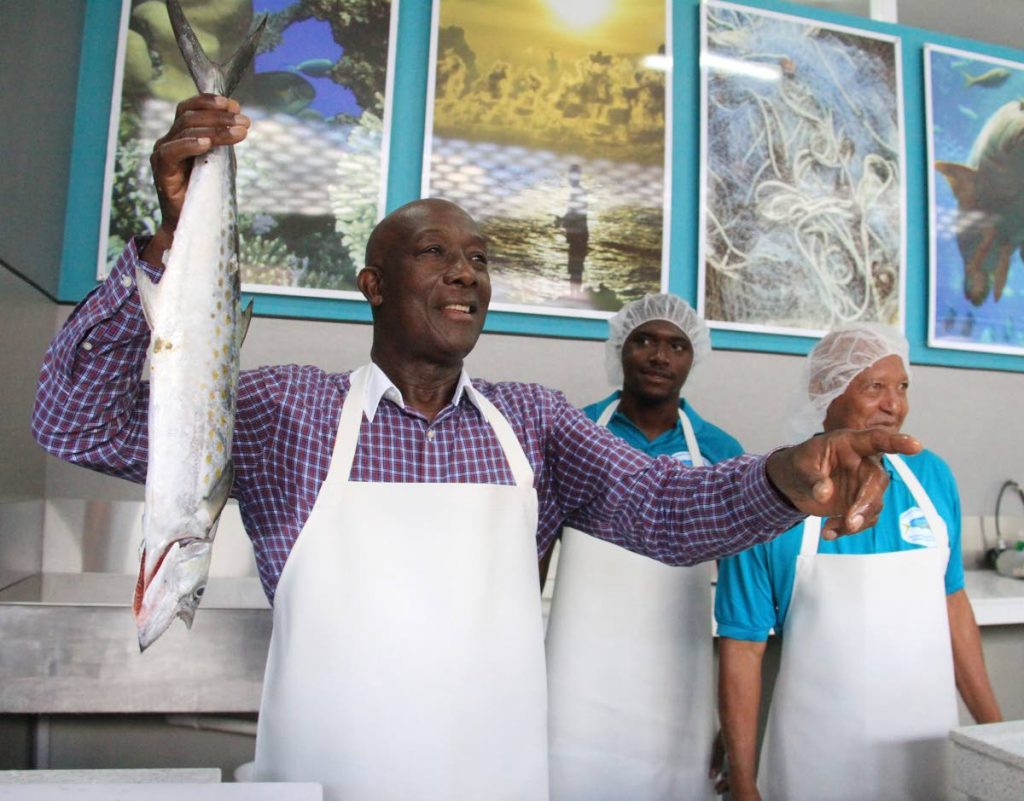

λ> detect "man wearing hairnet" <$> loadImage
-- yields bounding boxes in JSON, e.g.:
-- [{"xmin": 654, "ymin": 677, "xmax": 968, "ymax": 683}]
[
  {"xmin": 713, "ymin": 324, "xmax": 1002, "ymax": 801},
  {"xmin": 546, "ymin": 293, "xmax": 743, "ymax": 801}
]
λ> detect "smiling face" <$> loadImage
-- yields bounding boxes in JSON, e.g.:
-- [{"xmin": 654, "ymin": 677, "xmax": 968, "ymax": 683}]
[
  {"xmin": 822, "ymin": 354, "xmax": 909, "ymax": 433},
  {"xmin": 620, "ymin": 319, "xmax": 694, "ymax": 405},
  {"xmin": 359, "ymin": 199, "xmax": 491, "ymax": 370}
]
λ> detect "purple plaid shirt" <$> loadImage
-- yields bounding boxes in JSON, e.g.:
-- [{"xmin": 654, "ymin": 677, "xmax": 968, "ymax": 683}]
[{"xmin": 32, "ymin": 239, "xmax": 803, "ymax": 603}]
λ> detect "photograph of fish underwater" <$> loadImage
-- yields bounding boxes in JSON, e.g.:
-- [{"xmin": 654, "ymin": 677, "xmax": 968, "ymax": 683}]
[
  {"xmin": 423, "ymin": 0, "xmax": 669, "ymax": 318},
  {"xmin": 699, "ymin": 0, "xmax": 903, "ymax": 336},
  {"xmin": 100, "ymin": 0, "xmax": 395, "ymax": 299},
  {"xmin": 927, "ymin": 44, "xmax": 1024, "ymax": 356}
]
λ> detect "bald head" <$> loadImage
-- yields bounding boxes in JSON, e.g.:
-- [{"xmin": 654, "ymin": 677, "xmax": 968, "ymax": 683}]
[{"xmin": 365, "ymin": 198, "xmax": 477, "ymax": 270}]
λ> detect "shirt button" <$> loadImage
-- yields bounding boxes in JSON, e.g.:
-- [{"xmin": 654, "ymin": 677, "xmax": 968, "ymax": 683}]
[
  {"xmin": 426, "ymin": 430, "xmax": 435, "ymax": 441},
  {"xmin": 81, "ymin": 341, "xmax": 93, "ymax": 351},
  {"xmin": 121, "ymin": 274, "xmax": 132, "ymax": 288}
]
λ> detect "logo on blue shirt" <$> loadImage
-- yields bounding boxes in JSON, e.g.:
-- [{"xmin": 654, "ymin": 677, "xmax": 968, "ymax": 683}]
[{"xmin": 899, "ymin": 506, "xmax": 936, "ymax": 546}]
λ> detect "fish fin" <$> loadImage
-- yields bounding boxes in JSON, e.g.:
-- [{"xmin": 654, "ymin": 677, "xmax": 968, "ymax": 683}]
[
  {"xmin": 134, "ymin": 267, "xmax": 159, "ymax": 331},
  {"xmin": 993, "ymin": 242, "xmax": 1013, "ymax": 302},
  {"xmin": 237, "ymin": 299, "xmax": 254, "ymax": 349},
  {"xmin": 166, "ymin": 0, "xmax": 267, "ymax": 97},
  {"xmin": 220, "ymin": 17, "xmax": 268, "ymax": 98},
  {"xmin": 203, "ymin": 461, "xmax": 234, "ymax": 533},
  {"xmin": 935, "ymin": 161, "xmax": 980, "ymax": 209},
  {"xmin": 165, "ymin": 0, "xmax": 219, "ymax": 94}
]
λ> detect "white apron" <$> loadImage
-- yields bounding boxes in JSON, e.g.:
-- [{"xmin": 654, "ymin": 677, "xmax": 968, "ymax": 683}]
[
  {"xmin": 759, "ymin": 453, "xmax": 959, "ymax": 801},
  {"xmin": 546, "ymin": 401, "xmax": 716, "ymax": 801},
  {"xmin": 254, "ymin": 365, "xmax": 549, "ymax": 801}
]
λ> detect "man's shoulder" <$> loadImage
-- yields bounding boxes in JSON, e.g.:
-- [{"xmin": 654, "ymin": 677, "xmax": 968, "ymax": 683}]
[
  {"xmin": 581, "ymin": 391, "xmax": 620, "ymax": 422},
  {"xmin": 470, "ymin": 379, "xmax": 574, "ymax": 427},
  {"xmin": 471, "ymin": 378, "xmax": 565, "ymax": 405},
  {"xmin": 241, "ymin": 363, "xmax": 351, "ymax": 399},
  {"xmin": 681, "ymin": 399, "xmax": 744, "ymax": 456},
  {"xmin": 890, "ymin": 448, "xmax": 955, "ymax": 485}
]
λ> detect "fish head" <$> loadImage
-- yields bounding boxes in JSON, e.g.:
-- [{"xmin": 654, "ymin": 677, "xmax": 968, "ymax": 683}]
[{"xmin": 134, "ymin": 537, "xmax": 214, "ymax": 652}]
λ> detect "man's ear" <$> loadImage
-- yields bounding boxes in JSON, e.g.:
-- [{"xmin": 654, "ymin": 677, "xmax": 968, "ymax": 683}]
[{"xmin": 357, "ymin": 266, "xmax": 384, "ymax": 307}]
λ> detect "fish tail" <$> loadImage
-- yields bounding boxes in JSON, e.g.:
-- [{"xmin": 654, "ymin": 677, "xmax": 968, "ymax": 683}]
[{"xmin": 166, "ymin": 0, "xmax": 267, "ymax": 97}]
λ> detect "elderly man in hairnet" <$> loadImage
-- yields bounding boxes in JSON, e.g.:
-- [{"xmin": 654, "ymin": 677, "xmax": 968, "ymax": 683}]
[
  {"xmin": 713, "ymin": 323, "xmax": 1002, "ymax": 801},
  {"xmin": 545, "ymin": 293, "xmax": 743, "ymax": 801}
]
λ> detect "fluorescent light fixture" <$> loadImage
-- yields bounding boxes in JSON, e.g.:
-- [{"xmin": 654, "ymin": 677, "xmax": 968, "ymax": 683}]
[{"xmin": 702, "ymin": 52, "xmax": 781, "ymax": 82}]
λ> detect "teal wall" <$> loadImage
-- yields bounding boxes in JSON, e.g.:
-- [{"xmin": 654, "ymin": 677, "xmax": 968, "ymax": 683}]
[{"xmin": 61, "ymin": 0, "xmax": 1024, "ymax": 370}]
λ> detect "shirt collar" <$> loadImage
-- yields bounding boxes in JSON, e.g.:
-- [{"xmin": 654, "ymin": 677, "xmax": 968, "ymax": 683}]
[
  {"xmin": 609, "ymin": 394, "xmax": 688, "ymax": 428},
  {"xmin": 362, "ymin": 362, "xmax": 483, "ymax": 421}
]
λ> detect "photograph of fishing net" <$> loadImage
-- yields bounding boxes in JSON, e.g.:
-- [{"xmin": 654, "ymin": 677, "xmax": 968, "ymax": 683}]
[
  {"xmin": 698, "ymin": 0, "xmax": 904, "ymax": 336},
  {"xmin": 926, "ymin": 44, "xmax": 1024, "ymax": 356},
  {"xmin": 422, "ymin": 0, "xmax": 670, "ymax": 318},
  {"xmin": 100, "ymin": 0, "xmax": 396, "ymax": 300}
]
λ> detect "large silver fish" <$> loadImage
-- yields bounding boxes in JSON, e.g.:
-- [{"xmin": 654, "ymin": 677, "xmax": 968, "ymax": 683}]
[{"xmin": 133, "ymin": 0, "xmax": 264, "ymax": 650}]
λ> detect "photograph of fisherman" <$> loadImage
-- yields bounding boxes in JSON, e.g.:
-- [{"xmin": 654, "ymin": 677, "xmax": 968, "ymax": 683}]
[
  {"xmin": 553, "ymin": 163, "xmax": 590, "ymax": 293},
  {"xmin": 712, "ymin": 323, "xmax": 1004, "ymax": 801},
  {"xmin": 33, "ymin": 94, "xmax": 926, "ymax": 801},
  {"xmin": 545, "ymin": 293, "xmax": 743, "ymax": 801}
]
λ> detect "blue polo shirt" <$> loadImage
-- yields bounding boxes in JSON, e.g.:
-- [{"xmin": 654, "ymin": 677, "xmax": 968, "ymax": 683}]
[
  {"xmin": 582, "ymin": 391, "xmax": 744, "ymax": 465},
  {"xmin": 714, "ymin": 449, "xmax": 965, "ymax": 642}
]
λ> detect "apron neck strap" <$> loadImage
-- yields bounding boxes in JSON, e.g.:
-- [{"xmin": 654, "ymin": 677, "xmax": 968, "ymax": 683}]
[
  {"xmin": 470, "ymin": 391, "xmax": 534, "ymax": 487},
  {"xmin": 883, "ymin": 454, "xmax": 949, "ymax": 548},
  {"xmin": 800, "ymin": 517, "xmax": 822, "ymax": 556},
  {"xmin": 595, "ymin": 398, "xmax": 618, "ymax": 427},
  {"xmin": 596, "ymin": 399, "xmax": 703, "ymax": 467},
  {"xmin": 333, "ymin": 365, "xmax": 534, "ymax": 487}
]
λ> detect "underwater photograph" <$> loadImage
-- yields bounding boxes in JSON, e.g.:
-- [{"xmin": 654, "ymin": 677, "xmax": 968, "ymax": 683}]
[
  {"xmin": 101, "ymin": 0, "xmax": 395, "ymax": 298},
  {"xmin": 927, "ymin": 43, "xmax": 1024, "ymax": 356}
]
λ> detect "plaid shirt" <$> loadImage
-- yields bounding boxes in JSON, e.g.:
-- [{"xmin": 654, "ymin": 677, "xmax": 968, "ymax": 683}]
[{"xmin": 32, "ymin": 239, "xmax": 803, "ymax": 603}]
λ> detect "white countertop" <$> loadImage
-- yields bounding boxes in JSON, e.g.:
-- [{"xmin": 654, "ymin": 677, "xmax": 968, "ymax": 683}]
[{"xmin": 964, "ymin": 570, "xmax": 1024, "ymax": 626}]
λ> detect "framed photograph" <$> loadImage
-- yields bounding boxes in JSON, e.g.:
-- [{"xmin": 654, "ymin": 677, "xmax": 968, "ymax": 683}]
[
  {"xmin": 698, "ymin": 0, "xmax": 905, "ymax": 336},
  {"xmin": 99, "ymin": 0, "xmax": 398, "ymax": 300},
  {"xmin": 925, "ymin": 44, "xmax": 1024, "ymax": 355},
  {"xmin": 422, "ymin": 0, "xmax": 671, "ymax": 319}
]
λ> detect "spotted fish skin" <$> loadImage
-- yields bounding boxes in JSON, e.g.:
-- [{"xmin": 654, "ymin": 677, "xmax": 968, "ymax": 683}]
[{"xmin": 133, "ymin": 0, "xmax": 264, "ymax": 651}]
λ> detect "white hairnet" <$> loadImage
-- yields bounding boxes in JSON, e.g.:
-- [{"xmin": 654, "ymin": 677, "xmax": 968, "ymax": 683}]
[
  {"xmin": 605, "ymin": 294, "xmax": 711, "ymax": 386},
  {"xmin": 785, "ymin": 322, "xmax": 910, "ymax": 442}
]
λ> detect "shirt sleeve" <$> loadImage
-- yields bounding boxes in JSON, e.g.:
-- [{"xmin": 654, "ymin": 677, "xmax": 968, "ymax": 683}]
[
  {"xmin": 545, "ymin": 394, "xmax": 805, "ymax": 566},
  {"xmin": 31, "ymin": 238, "xmax": 157, "ymax": 483},
  {"xmin": 31, "ymin": 237, "xmax": 285, "ymax": 500},
  {"xmin": 715, "ymin": 541, "xmax": 780, "ymax": 642}
]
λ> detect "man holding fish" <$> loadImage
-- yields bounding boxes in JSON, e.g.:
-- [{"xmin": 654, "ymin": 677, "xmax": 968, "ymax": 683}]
[{"xmin": 34, "ymin": 86, "xmax": 924, "ymax": 801}]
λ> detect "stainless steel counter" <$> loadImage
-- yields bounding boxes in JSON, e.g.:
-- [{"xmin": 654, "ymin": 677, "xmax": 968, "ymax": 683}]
[
  {"xmin": 0, "ymin": 573, "xmax": 271, "ymax": 714},
  {"xmin": 2, "ymin": 563, "xmax": 1021, "ymax": 715}
]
